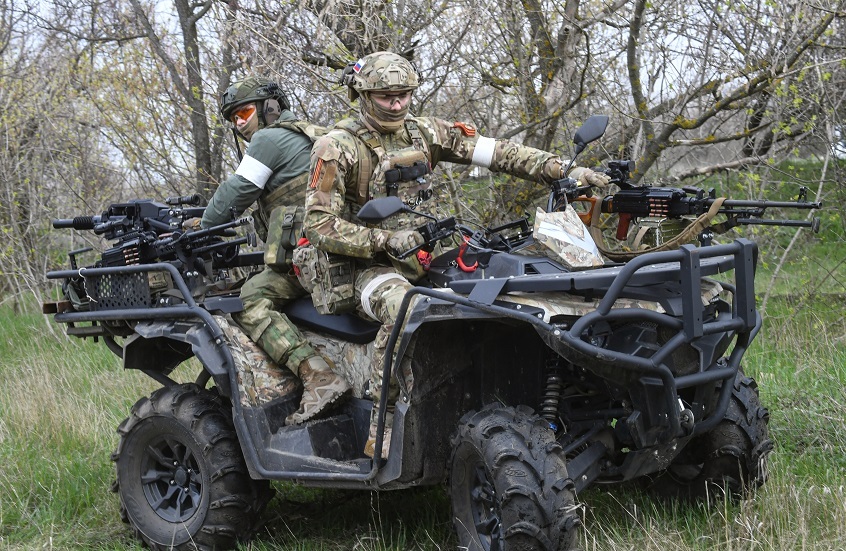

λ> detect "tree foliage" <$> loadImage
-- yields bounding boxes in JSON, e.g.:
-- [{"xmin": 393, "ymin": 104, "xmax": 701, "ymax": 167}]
[{"xmin": 1, "ymin": 0, "xmax": 844, "ymax": 305}]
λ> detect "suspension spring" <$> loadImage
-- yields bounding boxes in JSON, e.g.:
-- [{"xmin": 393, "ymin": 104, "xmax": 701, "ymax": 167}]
[{"xmin": 540, "ymin": 357, "xmax": 564, "ymax": 431}]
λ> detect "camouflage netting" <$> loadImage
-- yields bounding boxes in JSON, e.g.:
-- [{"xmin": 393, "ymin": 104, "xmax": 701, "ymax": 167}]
[
  {"xmin": 301, "ymin": 330, "xmax": 373, "ymax": 399},
  {"xmin": 215, "ymin": 314, "xmax": 301, "ymax": 407},
  {"xmin": 214, "ymin": 314, "xmax": 373, "ymax": 404}
]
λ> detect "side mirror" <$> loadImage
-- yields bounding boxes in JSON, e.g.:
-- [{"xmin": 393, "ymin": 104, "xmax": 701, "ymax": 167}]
[
  {"xmin": 573, "ymin": 115, "xmax": 609, "ymax": 155},
  {"xmin": 357, "ymin": 196, "xmax": 409, "ymax": 223}
]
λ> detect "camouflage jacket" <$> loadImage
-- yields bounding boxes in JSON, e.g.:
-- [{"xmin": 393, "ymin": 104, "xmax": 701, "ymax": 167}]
[
  {"xmin": 304, "ymin": 115, "xmax": 567, "ymax": 259},
  {"xmin": 202, "ymin": 110, "xmax": 313, "ymax": 229}
]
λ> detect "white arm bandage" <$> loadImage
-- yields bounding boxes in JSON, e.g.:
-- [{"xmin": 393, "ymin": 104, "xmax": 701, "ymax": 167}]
[{"xmin": 471, "ymin": 136, "xmax": 497, "ymax": 168}]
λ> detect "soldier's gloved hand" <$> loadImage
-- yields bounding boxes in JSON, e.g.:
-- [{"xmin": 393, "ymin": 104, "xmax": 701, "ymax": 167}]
[
  {"xmin": 182, "ymin": 217, "xmax": 203, "ymax": 232},
  {"xmin": 386, "ymin": 230, "xmax": 425, "ymax": 257},
  {"xmin": 569, "ymin": 166, "xmax": 611, "ymax": 188}
]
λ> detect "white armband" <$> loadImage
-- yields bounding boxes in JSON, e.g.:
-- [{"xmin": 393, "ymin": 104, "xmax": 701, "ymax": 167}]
[
  {"xmin": 471, "ymin": 136, "xmax": 497, "ymax": 168},
  {"xmin": 235, "ymin": 155, "xmax": 273, "ymax": 189}
]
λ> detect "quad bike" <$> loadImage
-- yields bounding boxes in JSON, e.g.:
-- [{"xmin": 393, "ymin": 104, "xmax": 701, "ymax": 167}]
[{"xmin": 44, "ymin": 116, "xmax": 808, "ymax": 550}]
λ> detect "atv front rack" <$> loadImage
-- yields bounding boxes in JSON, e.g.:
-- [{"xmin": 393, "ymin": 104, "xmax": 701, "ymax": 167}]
[{"xmin": 382, "ymin": 238, "xmax": 761, "ymax": 457}]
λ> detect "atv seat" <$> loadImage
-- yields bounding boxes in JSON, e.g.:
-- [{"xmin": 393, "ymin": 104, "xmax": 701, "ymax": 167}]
[{"xmin": 282, "ymin": 297, "xmax": 379, "ymax": 344}]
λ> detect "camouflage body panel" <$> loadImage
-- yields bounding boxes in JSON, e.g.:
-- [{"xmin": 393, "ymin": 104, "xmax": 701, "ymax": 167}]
[
  {"xmin": 219, "ymin": 276, "xmax": 726, "ymax": 409},
  {"xmin": 215, "ymin": 314, "xmax": 301, "ymax": 407},
  {"xmin": 488, "ymin": 278, "xmax": 726, "ymax": 322}
]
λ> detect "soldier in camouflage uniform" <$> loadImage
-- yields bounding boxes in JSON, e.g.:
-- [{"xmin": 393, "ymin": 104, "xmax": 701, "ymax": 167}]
[
  {"xmin": 201, "ymin": 77, "xmax": 350, "ymax": 425},
  {"xmin": 303, "ymin": 52, "xmax": 610, "ymax": 458}
]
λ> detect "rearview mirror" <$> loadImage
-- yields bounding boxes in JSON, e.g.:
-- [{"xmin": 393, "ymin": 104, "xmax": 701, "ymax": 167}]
[
  {"xmin": 357, "ymin": 196, "xmax": 409, "ymax": 223},
  {"xmin": 573, "ymin": 115, "xmax": 609, "ymax": 155}
]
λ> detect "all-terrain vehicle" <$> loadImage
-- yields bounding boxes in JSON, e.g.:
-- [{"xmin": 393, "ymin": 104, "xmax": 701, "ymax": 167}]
[{"xmin": 45, "ymin": 117, "xmax": 817, "ymax": 550}]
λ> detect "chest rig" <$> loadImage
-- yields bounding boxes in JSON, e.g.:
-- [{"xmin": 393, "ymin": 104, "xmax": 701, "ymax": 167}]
[{"xmin": 335, "ymin": 119, "xmax": 434, "ymax": 210}]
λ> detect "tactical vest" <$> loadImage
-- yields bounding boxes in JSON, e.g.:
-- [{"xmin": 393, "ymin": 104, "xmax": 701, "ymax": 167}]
[
  {"xmin": 256, "ymin": 119, "xmax": 328, "ymax": 223},
  {"xmin": 256, "ymin": 120, "xmax": 327, "ymax": 269},
  {"xmin": 335, "ymin": 119, "xmax": 434, "ymax": 210}
]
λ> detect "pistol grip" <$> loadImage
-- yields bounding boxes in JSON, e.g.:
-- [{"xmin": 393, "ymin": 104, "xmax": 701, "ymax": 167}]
[{"xmin": 616, "ymin": 213, "xmax": 632, "ymax": 240}]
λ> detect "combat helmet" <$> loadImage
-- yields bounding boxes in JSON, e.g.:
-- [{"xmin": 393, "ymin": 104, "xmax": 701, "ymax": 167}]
[
  {"xmin": 343, "ymin": 52, "xmax": 419, "ymax": 101},
  {"xmin": 220, "ymin": 77, "xmax": 290, "ymax": 132}
]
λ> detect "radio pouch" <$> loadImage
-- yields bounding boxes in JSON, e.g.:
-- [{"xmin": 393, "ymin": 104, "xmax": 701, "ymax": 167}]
[{"xmin": 292, "ymin": 244, "xmax": 356, "ymax": 315}]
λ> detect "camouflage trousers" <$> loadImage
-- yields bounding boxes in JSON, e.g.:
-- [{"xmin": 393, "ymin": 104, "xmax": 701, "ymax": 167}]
[
  {"xmin": 353, "ymin": 265, "xmax": 418, "ymax": 406},
  {"xmin": 234, "ymin": 266, "xmax": 317, "ymax": 374}
]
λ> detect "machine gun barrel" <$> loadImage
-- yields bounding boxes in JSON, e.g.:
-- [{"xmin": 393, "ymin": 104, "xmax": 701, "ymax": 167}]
[
  {"xmin": 52, "ymin": 216, "xmax": 102, "ymax": 230},
  {"xmin": 720, "ymin": 198, "xmax": 822, "ymax": 209},
  {"xmin": 187, "ymin": 216, "xmax": 252, "ymax": 239}
]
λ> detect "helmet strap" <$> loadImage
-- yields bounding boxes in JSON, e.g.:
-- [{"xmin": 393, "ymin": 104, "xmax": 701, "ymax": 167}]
[{"xmin": 231, "ymin": 127, "xmax": 244, "ymax": 162}]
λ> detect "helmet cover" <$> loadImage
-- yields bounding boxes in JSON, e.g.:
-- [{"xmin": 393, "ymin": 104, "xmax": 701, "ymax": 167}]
[
  {"xmin": 343, "ymin": 51, "xmax": 419, "ymax": 101},
  {"xmin": 220, "ymin": 77, "xmax": 291, "ymax": 126}
]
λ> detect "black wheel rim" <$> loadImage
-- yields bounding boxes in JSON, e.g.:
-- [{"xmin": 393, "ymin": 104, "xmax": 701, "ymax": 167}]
[
  {"xmin": 468, "ymin": 461, "xmax": 501, "ymax": 551},
  {"xmin": 140, "ymin": 436, "xmax": 203, "ymax": 522}
]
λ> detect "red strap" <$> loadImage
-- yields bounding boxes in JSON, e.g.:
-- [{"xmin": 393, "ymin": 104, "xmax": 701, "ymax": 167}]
[
  {"xmin": 297, "ymin": 237, "xmax": 310, "ymax": 247},
  {"xmin": 457, "ymin": 236, "xmax": 478, "ymax": 272}
]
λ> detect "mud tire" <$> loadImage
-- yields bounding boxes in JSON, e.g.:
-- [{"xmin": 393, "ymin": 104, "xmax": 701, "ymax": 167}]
[
  {"xmin": 449, "ymin": 404, "xmax": 580, "ymax": 551},
  {"xmin": 111, "ymin": 383, "xmax": 273, "ymax": 550},
  {"xmin": 646, "ymin": 372, "xmax": 772, "ymax": 501}
]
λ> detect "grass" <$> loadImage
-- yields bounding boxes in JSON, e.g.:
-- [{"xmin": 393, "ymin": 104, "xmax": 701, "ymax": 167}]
[{"xmin": 2, "ymin": 228, "xmax": 845, "ymax": 549}]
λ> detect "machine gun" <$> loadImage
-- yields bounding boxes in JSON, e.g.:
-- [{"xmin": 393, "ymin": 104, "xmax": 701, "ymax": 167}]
[
  {"xmin": 50, "ymin": 196, "xmax": 258, "ymax": 312},
  {"xmin": 52, "ymin": 196, "xmax": 254, "ymax": 268},
  {"xmin": 580, "ymin": 160, "xmax": 822, "ymax": 246}
]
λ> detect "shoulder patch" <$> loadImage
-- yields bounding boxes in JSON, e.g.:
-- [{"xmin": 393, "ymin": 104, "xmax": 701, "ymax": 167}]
[
  {"xmin": 309, "ymin": 158, "xmax": 337, "ymax": 192},
  {"xmin": 453, "ymin": 122, "xmax": 477, "ymax": 137}
]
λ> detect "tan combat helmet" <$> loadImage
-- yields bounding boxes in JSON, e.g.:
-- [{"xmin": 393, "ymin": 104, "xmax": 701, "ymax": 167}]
[
  {"xmin": 343, "ymin": 52, "xmax": 420, "ymax": 133},
  {"xmin": 343, "ymin": 51, "xmax": 420, "ymax": 101}
]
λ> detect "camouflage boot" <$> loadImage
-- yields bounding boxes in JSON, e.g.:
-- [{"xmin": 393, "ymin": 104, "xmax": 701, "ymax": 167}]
[
  {"xmin": 285, "ymin": 356, "xmax": 351, "ymax": 425},
  {"xmin": 364, "ymin": 404, "xmax": 394, "ymax": 459}
]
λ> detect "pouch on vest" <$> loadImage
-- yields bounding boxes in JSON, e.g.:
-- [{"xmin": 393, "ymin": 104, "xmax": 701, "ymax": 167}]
[
  {"xmin": 252, "ymin": 208, "xmax": 269, "ymax": 243},
  {"xmin": 292, "ymin": 244, "xmax": 356, "ymax": 315},
  {"xmin": 264, "ymin": 205, "xmax": 305, "ymax": 271}
]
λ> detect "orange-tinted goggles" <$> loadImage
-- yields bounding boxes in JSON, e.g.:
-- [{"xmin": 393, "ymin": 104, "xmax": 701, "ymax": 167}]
[{"xmin": 230, "ymin": 103, "xmax": 256, "ymax": 123}]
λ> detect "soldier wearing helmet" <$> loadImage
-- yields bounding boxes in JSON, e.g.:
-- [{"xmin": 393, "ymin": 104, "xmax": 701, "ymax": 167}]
[
  {"xmin": 200, "ymin": 77, "xmax": 350, "ymax": 425},
  {"xmin": 302, "ymin": 51, "xmax": 610, "ymax": 458}
]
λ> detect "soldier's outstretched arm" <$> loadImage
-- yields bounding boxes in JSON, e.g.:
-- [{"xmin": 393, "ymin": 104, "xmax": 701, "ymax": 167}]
[
  {"xmin": 416, "ymin": 117, "xmax": 608, "ymax": 186},
  {"xmin": 303, "ymin": 133, "xmax": 391, "ymax": 258}
]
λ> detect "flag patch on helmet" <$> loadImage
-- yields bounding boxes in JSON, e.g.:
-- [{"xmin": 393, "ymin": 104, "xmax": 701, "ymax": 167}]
[{"xmin": 353, "ymin": 59, "xmax": 364, "ymax": 73}]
